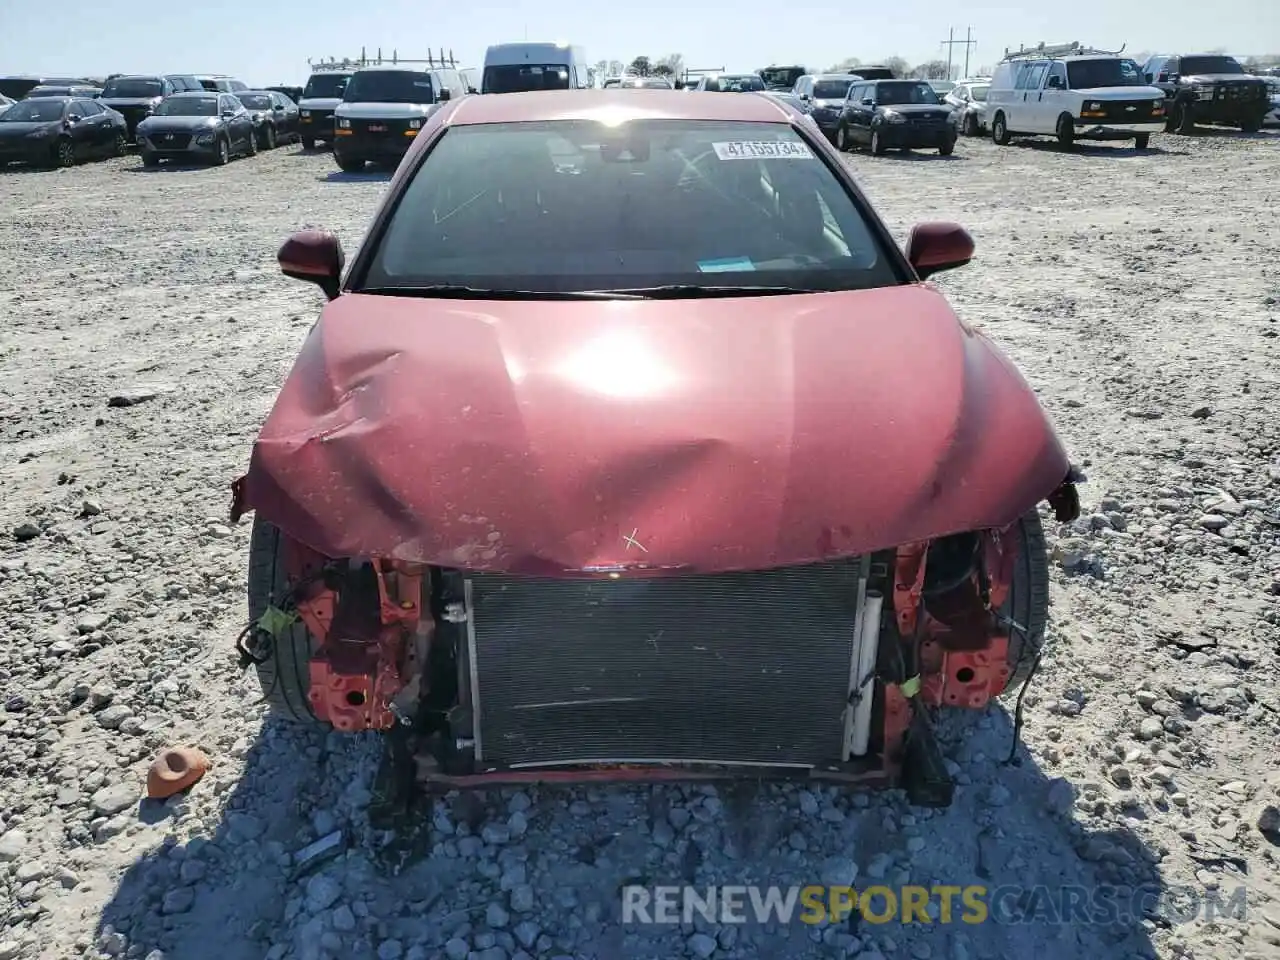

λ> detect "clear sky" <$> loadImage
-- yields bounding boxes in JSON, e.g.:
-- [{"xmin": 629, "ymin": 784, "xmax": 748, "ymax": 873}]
[{"xmin": 1, "ymin": 0, "xmax": 1276, "ymax": 84}]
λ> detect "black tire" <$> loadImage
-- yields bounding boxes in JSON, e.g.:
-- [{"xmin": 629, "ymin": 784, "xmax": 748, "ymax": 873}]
[
  {"xmin": 262, "ymin": 124, "xmax": 277, "ymax": 150},
  {"xmin": 111, "ymin": 133, "xmax": 127, "ymax": 157},
  {"xmin": 1134, "ymin": 133, "xmax": 1150, "ymax": 150},
  {"xmin": 213, "ymin": 136, "xmax": 230, "ymax": 166},
  {"xmin": 53, "ymin": 138, "xmax": 76, "ymax": 168},
  {"xmin": 247, "ymin": 517, "xmax": 321, "ymax": 724},
  {"xmin": 335, "ymin": 152, "xmax": 365, "ymax": 173},
  {"xmin": 938, "ymin": 137, "xmax": 955, "ymax": 156},
  {"xmin": 245, "ymin": 130, "xmax": 258, "ymax": 157},
  {"xmin": 1055, "ymin": 114, "xmax": 1075, "ymax": 148},
  {"xmin": 141, "ymin": 150, "xmax": 159, "ymax": 168},
  {"xmin": 1000, "ymin": 509, "xmax": 1050, "ymax": 695},
  {"xmin": 1240, "ymin": 117, "xmax": 1261, "ymax": 134},
  {"xmin": 1174, "ymin": 100, "xmax": 1195, "ymax": 134},
  {"xmin": 301, "ymin": 136, "xmax": 316, "ymax": 150},
  {"xmin": 963, "ymin": 112, "xmax": 978, "ymax": 136},
  {"xmin": 870, "ymin": 128, "xmax": 886, "ymax": 155},
  {"xmin": 991, "ymin": 113, "xmax": 1011, "ymax": 145},
  {"xmin": 836, "ymin": 124, "xmax": 850, "ymax": 152}
]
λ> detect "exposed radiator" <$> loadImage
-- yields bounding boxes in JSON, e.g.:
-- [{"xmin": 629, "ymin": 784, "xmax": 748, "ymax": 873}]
[{"xmin": 466, "ymin": 562, "xmax": 864, "ymax": 768}]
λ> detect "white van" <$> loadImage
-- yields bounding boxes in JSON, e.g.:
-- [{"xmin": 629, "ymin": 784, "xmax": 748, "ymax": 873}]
[
  {"xmin": 481, "ymin": 42, "xmax": 591, "ymax": 94},
  {"xmin": 987, "ymin": 43, "xmax": 1166, "ymax": 149}
]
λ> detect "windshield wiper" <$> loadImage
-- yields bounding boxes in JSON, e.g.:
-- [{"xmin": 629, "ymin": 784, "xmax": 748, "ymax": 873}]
[
  {"xmin": 581, "ymin": 285, "xmax": 822, "ymax": 299},
  {"xmin": 358, "ymin": 285, "xmax": 644, "ymax": 300}
]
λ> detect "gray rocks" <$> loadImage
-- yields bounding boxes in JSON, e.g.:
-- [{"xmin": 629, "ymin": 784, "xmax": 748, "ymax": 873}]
[
  {"xmin": 304, "ymin": 874, "xmax": 343, "ymax": 912},
  {"xmin": 0, "ymin": 830, "xmax": 29, "ymax": 861},
  {"xmin": 161, "ymin": 887, "xmax": 195, "ymax": 914},
  {"xmin": 89, "ymin": 782, "xmax": 137, "ymax": 817}
]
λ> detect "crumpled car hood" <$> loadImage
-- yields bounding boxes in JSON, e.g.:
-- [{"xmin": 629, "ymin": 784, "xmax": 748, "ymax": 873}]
[{"xmin": 244, "ymin": 285, "xmax": 1070, "ymax": 574}]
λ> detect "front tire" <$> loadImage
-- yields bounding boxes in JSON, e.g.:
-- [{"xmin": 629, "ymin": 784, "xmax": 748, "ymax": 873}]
[
  {"xmin": 212, "ymin": 136, "xmax": 230, "ymax": 166},
  {"xmin": 1134, "ymin": 133, "xmax": 1150, "ymax": 150},
  {"xmin": 301, "ymin": 136, "xmax": 316, "ymax": 150},
  {"xmin": 1056, "ymin": 114, "xmax": 1075, "ymax": 148},
  {"xmin": 1240, "ymin": 117, "xmax": 1261, "ymax": 133},
  {"xmin": 870, "ymin": 128, "xmax": 886, "ymax": 155},
  {"xmin": 991, "ymin": 113, "xmax": 1011, "ymax": 145},
  {"xmin": 963, "ymin": 112, "xmax": 978, "ymax": 136},
  {"xmin": 53, "ymin": 138, "xmax": 76, "ymax": 168},
  {"xmin": 261, "ymin": 124, "xmax": 277, "ymax": 149},
  {"xmin": 999, "ymin": 509, "xmax": 1050, "ymax": 695},
  {"xmin": 836, "ymin": 124, "xmax": 850, "ymax": 151},
  {"xmin": 1174, "ymin": 100, "xmax": 1195, "ymax": 134},
  {"xmin": 247, "ymin": 517, "xmax": 321, "ymax": 724},
  {"xmin": 141, "ymin": 150, "xmax": 159, "ymax": 168},
  {"xmin": 245, "ymin": 130, "xmax": 258, "ymax": 157},
  {"xmin": 335, "ymin": 151, "xmax": 365, "ymax": 173},
  {"xmin": 111, "ymin": 133, "xmax": 127, "ymax": 157},
  {"xmin": 938, "ymin": 137, "xmax": 955, "ymax": 156}
]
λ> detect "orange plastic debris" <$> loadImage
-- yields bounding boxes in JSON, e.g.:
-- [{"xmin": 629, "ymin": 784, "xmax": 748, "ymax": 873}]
[{"xmin": 146, "ymin": 746, "xmax": 210, "ymax": 800}]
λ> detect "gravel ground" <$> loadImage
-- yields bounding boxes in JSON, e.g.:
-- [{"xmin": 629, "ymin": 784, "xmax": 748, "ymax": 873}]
[{"xmin": 1, "ymin": 128, "xmax": 1278, "ymax": 960}]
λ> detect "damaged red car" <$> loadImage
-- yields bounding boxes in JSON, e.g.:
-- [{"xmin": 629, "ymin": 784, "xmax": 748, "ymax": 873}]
[{"xmin": 231, "ymin": 89, "xmax": 1081, "ymax": 807}]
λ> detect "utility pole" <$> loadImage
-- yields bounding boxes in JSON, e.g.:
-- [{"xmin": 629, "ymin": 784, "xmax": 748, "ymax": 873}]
[{"xmin": 940, "ymin": 26, "xmax": 977, "ymax": 80}]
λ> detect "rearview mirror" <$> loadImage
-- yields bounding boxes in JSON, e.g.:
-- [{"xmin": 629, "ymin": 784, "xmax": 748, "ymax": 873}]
[
  {"xmin": 905, "ymin": 222, "xmax": 974, "ymax": 280},
  {"xmin": 278, "ymin": 229, "xmax": 345, "ymax": 300}
]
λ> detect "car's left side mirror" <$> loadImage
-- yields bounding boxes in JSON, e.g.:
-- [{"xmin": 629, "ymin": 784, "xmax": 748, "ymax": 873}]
[
  {"xmin": 906, "ymin": 222, "xmax": 974, "ymax": 280},
  {"xmin": 438, "ymin": 89, "xmax": 451, "ymax": 101},
  {"xmin": 278, "ymin": 229, "xmax": 345, "ymax": 300}
]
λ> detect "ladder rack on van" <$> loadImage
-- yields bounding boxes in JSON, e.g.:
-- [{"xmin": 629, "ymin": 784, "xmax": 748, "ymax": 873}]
[
  {"xmin": 1000, "ymin": 41, "xmax": 1126, "ymax": 62},
  {"xmin": 308, "ymin": 48, "xmax": 458, "ymax": 72}
]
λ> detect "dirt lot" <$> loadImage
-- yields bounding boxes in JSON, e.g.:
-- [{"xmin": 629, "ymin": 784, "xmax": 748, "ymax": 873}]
[{"xmin": 1, "ymin": 128, "xmax": 1278, "ymax": 960}]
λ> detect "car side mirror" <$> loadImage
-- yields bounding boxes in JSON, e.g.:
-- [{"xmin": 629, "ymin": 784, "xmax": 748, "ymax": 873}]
[
  {"xmin": 278, "ymin": 229, "xmax": 345, "ymax": 300},
  {"xmin": 222, "ymin": 109, "xmax": 235, "ymax": 117},
  {"xmin": 438, "ymin": 89, "xmax": 451, "ymax": 101},
  {"xmin": 800, "ymin": 93, "xmax": 811, "ymax": 101},
  {"xmin": 861, "ymin": 97, "xmax": 874, "ymax": 105},
  {"xmin": 66, "ymin": 114, "xmax": 79, "ymax": 123},
  {"xmin": 906, "ymin": 221, "xmax": 974, "ymax": 280}
]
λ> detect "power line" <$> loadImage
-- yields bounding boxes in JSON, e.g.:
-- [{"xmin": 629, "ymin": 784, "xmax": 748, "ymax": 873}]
[{"xmin": 939, "ymin": 27, "xmax": 978, "ymax": 80}]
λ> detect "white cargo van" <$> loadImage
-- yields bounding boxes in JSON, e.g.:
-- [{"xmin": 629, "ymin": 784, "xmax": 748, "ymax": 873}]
[{"xmin": 481, "ymin": 42, "xmax": 591, "ymax": 93}]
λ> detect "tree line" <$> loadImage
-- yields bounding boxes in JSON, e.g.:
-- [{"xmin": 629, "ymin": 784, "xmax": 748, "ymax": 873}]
[{"xmin": 601, "ymin": 50, "xmax": 1280, "ymax": 85}]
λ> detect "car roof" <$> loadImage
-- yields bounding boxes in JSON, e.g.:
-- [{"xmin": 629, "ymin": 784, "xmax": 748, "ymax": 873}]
[
  {"xmin": 169, "ymin": 90, "xmax": 219, "ymax": 98},
  {"xmin": 813, "ymin": 74, "xmax": 856, "ymax": 81},
  {"xmin": 445, "ymin": 89, "xmax": 793, "ymax": 125}
]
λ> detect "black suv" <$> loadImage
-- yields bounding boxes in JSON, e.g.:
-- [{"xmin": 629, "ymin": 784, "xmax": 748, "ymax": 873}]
[{"xmin": 1142, "ymin": 54, "xmax": 1269, "ymax": 133}]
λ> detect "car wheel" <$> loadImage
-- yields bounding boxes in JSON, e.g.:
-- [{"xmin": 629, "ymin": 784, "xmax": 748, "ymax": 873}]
[
  {"xmin": 213, "ymin": 136, "xmax": 230, "ymax": 165},
  {"xmin": 962, "ymin": 112, "xmax": 978, "ymax": 136},
  {"xmin": 1240, "ymin": 117, "xmax": 1261, "ymax": 133},
  {"xmin": 245, "ymin": 130, "xmax": 258, "ymax": 157},
  {"xmin": 111, "ymin": 133, "xmax": 127, "ymax": 157},
  {"xmin": 263, "ymin": 124, "xmax": 277, "ymax": 149},
  {"xmin": 1055, "ymin": 114, "xmax": 1075, "ymax": 148},
  {"xmin": 301, "ymin": 136, "xmax": 316, "ymax": 150},
  {"xmin": 141, "ymin": 150, "xmax": 159, "ymax": 168},
  {"xmin": 1134, "ymin": 133, "xmax": 1151, "ymax": 150},
  {"xmin": 335, "ymin": 152, "xmax": 365, "ymax": 173},
  {"xmin": 1174, "ymin": 101, "xmax": 1195, "ymax": 134},
  {"xmin": 53, "ymin": 138, "xmax": 76, "ymax": 168},
  {"xmin": 836, "ymin": 125, "xmax": 849, "ymax": 151},
  {"xmin": 998, "ymin": 509, "xmax": 1050, "ymax": 696},
  {"xmin": 870, "ymin": 129, "xmax": 886, "ymax": 155},
  {"xmin": 247, "ymin": 517, "xmax": 321, "ymax": 724},
  {"xmin": 991, "ymin": 113, "xmax": 1011, "ymax": 145},
  {"xmin": 938, "ymin": 137, "xmax": 955, "ymax": 156}
]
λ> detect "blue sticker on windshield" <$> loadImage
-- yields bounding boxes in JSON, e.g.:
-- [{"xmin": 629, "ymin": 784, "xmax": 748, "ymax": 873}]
[{"xmin": 698, "ymin": 257, "xmax": 756, "ymax": 272}]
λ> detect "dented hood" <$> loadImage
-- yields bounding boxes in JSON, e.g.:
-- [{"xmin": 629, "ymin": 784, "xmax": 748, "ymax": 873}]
[{"xmin": 244, "ymin": 286, "xmax": 1070, "ymax": 574}]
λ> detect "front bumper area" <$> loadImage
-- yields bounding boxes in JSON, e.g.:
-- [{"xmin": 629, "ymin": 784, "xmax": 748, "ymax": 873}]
[
  {"xmin": 0, "ymin": 138, "xmax": 54, "ymax": 165},
  {"xmin": 1190, "ymin": 100, "xmax": 1268, "ymax": 124},
  {"xmin": 333, "ymin": 127, "xmax": 419, "ymax": 164},
  {"xmin": 875, "ymin": 120, "xmax": 955, "ymax": 149},
  {"xmin": 1071, "ymin": 120, "xmax": 1165, "ymax": 140},
  {"xmin": 139, "ymin": 131, "xmax": 220, "ymax": 161},
  {"xmin": 299, "ymin": 109, "xmax": 335, "ymax": 141}
]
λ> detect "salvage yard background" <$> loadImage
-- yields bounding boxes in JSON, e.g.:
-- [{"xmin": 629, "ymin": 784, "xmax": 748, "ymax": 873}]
[{"xmin": 1, "ymin": 131, "xmax": 1279, "ymax": 960}]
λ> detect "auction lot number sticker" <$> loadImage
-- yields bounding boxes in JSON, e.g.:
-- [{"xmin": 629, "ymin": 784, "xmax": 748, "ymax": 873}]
[{"xmin": 712, "ymin": 140, "xmax": 815, "ymax": 160}]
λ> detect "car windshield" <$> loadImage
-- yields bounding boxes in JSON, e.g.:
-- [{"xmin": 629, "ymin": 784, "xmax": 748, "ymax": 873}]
[
  {"xmin": 1, "ymin": 99, "xmax": 63, "ymax": 122},
  {"xmin": 1180, "ymin": 55, "xmax": 1244, "ymax": 75},
  {"xmin": 1067, "ymin": 58, "xmax": 1145, "ymax": 88},
  {"xmin": 344, "ymin": 70, "xmax": 435, "ymax": 103},
  {"xmin": 27, "ymin": 87, "xmax": 71, "ymax": 97},
  {"xmin": 621, "ymin": 78, "xmax": 672, "ymax": 89},
  {"xmin": 303, "ymin": 74, "xmax": 349, "ymax": 98},
  {"xmin": 718, "ymin": 75, "xmax": 766, "ymax": 92},
  {"xmin": 238, "ymin": 94, "xmax": 273, "ymax": 109},
  {"xmin": 155, "ymin": 97, "xmax": 218, "ymax": 116},
  {"xmin": 968, "ymin": 84, "xmax": 989, "ymax": 101},
  {"xmin": 874, "ymin": 82, "xmax": 940, "ymax": 105},
  {"xmin": 102, "ymin": 78, "xmax": 162, "ymax": 98},
  {"xmin": 759, "ymin": 67, "xmax": 805, "ymax": 88},
  {"xmin": 813, "ymin": 79, "xmax": 854, "ymax": 99},
  {"xmin": 362, "ymin": 118, "xmax": 894, "ymax": 295},
  {"xmin": 482, "ymin": 64, "xmax": 571, "ymax": 93}
]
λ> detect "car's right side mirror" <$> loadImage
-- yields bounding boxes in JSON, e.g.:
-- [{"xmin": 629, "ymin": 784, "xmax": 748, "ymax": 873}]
[
  {"xmin": 862, "ymin": 97, "xmax": 874, "ymax": 105},
  {"xmin": 278, "ymin": 229, "xmax": 345, "ymax": 300},
  {"xmin": 905, "ymin": 222, "xmax": 974, "ymax": 280}
]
